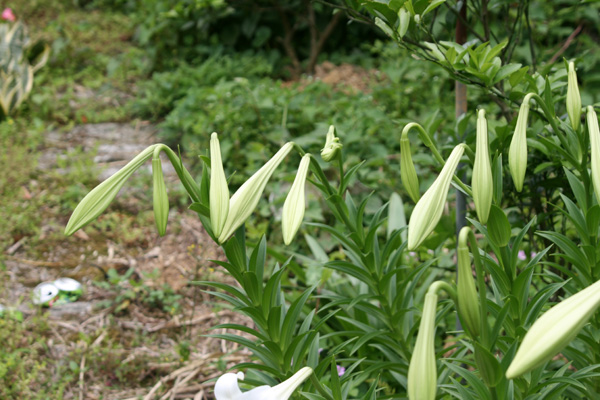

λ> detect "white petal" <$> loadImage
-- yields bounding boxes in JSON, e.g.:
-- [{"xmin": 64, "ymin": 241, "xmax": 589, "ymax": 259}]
[
  {"xmin": 239, "ymin": 385, "xmax": 270, "ymax": 400},
  {"xmin": 214, "ymin": 372, "xmax": 244, "ymax": 400},
  {"xmin": 265, "ymin": 367, "xmax": 313, "ymax": 400}
]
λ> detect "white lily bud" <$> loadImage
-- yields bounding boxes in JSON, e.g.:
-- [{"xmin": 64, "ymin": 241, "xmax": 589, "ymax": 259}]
[
  {"xmin": 506, "ymin": 279, "xmax": 600, "ymax": 379},
  {"xmin": 321, "ymin": 125, "xmax": 342, "ymax": 162},
  {"xmin": 407, "ymin": 292, "xmax": 438, "ymax": 400},
  {"xmin": 218, "ymin": 142, "xmax": 293, "ymax": 243},
  {"xmin": 587, "ymin": 106, "xmax": 600, "ymax": 203},
  {"xmin": 210, "ymin": 132, "xmax": 230, "ymax": 238},
  {"xmin": 152, "ymin": 156, "xmax": 169, "ymax": 236},
  {"xmin": 567, "ymin": 61, "xmax": 581, "ymax": 132},
  {"xmin": 509, "ymin": 94, "xmax": 533, "ymax": 192},
  {"xmin": 472, "ymin": 109, "xmax": 493, "ymax": 224},
  {"xmin": 282, "ymin": 154, "xmax": 311, "ymax": 245},
  {"xmin": 407, "ymin": 144, "xmax": 464, "ymax": 250},
  {"xmin": 65, "ymin": 144, "xmax": 159, "ymax": 236},
  {"xmin": 214, "ymin": 367, "xmax": 313, "ymax": 400}
]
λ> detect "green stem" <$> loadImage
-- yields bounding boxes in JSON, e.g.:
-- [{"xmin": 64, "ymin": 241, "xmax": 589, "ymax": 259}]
[
  {"xmin": 490, "ymin": 386, "xmax": 498, "ymax": 400},
  {"xmin": 467, "ymin": 229, "xmax": 490, "ymax": 347},
  {"xmin": 337, "ymin": 152, "xmax": 345, "ymax": 196},
  {"xmin": 529, "ymin": 93, "xmax": 579, "ymax": 167},
  {"xmin": 308, "ymin": 155, "xmax": 356, "ymax": 234},
  {"xmin": 499, "ymin": 245, "xmax": 513, "ymax": 283},
  {"xmin": 159, "ymin": 145, "xmax": 202, "ymax": 203},
  {"xmin": 402, "ymin": 123, "xmax": 473, "ymax": 197},
  {"xmin": 428, "ymin": 280, "xmax": 458, "ymax": 304}
]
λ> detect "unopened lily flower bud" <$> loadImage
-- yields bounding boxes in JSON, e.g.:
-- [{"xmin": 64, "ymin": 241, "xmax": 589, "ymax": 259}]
[
  {"xmin": 210, "ymin": 133, "xmax": 229, "ymax": 238},
  {"xmin": 587, "ymin": 106, "xmax": 600, "ymax": 203},
  {"xmin": 282, "ymin": 154, "xmax": 311, "ymax": 245},
  {"xmin": 218, "ymin": 142, "xmax": 293, "ymax": 243},
  {"xmin": 321, "ymin": 125, "xmax": 342, "ymax": 162},
  {"xmin": 214, "ymin": 367, "xmax": 313, "ymax": 400},
  {"xmin": 152, "ymin": 155, "xmax": 169, "ymax": 236},
  {"xmin": 407, "ymin": 144, "xmax": 464, "ymax": 250},
  {"xmin": 407, "ymin": 291, "xmax": 438, "ymax": 400},
  {"xmin": 567, "ymin": 61, "xmax": 581, "ymax": 132},
  {"xmin": 506, "ymin": 278, "xmax": 600, "ymax": 380},
  {"xmin": 457, "ymin": 227, "xmax": 480, "ymax": 338},
  {"xmin": 509, "ymin": 93, "xmax": 533, "ymax": 192},
  {"xmin": 472, "ymin": 109, "xmax": 493, "ymax": 224},
  {"xmin": 400, "ymin": 125, "xmax": 420, "ymax": 203},
  {"xmin": 65, "ymin": 144, "xmax": 159, "ymax": 236}
]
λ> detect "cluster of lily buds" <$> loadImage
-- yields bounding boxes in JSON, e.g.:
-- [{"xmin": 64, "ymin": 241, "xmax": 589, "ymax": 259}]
[
  {"xmin": 509, "ymin": 93, "xmax": 533, "ymax": 192},
  {"xmin": 407, "ymin": 144, "xmax": 464, "ymax": 250},
  {"xmin": 472, "ymin": 109, "xmax": 493, "ymax": 224},
  {"xmin": 65, "ymin": 143, "xmax": 174, "ymax": 238},
  {"xmin": 211, "ymin": 132, "xmax": 319, "ymax": 245},
  {"xmin": 216, "ymin": 141, "xmax": 293, "ymax": 243},
  {"xmin": 214, "ymin": 367, "xmax": 313, "ymax": 400}
]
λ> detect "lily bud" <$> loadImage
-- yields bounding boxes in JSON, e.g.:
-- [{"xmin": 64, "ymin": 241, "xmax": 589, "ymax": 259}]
[
  {"xmin": 65, "ymin": 144, "xmax": 158, "ymax": 236},
  {"xmin": 457, "ymin": 227, "xmax": 480, "ymax": 338},
  {"xmin": 407, "ymin": 292, "xmax": 438, "ymax": 400},
  {"xmin": 567, "ymin": 61, "xmax": 581, "ymax": 131},
  {"xmin": 282, "ymin": 154, "xmax": 311, "ymax": 245},
  {"xmin": 210, "ymin": 133, "xmax": 230, "ymax": 238},
  {"xmin": 508, "ymin": 93, "xmax": 533, "ymax": 192},
  {"xmin": 214, "ymin": 367, "xmax": 313, "ymax": 400},
  {"xmin": 472, "ymin": 109, "xmax": 493, "ymax": 223},
  {"xmin": 407, "ymin": 144, "xmax": 464, "ymax": 250},
  {"xmin": 152, "ymin": 156, "xmax": 169, "ymax": 236},
  {"xmin": 321, "ymin": 125, "xmax": 342, "ymax": 162},
  {"xmin": 506, "ymin": 278, "xmax": 600, "ymax": 380},
  {"xmin": 587, "ymin": 106, "xmax": 600, "ymax": 203},
  {"xmin": 400, "ymin": 126, "xmax": 420, "ymax": 203},
  {"xmin": 218, "ymin": 142, "xmax": 293, "ymax": 243}
]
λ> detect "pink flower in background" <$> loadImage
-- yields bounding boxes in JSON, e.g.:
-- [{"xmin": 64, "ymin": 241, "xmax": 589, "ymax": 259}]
[
  {"xmin": 2, "ymin": 8, "xmax": 15, "ymax": 22},
  {"xmin": 518, "ymin": 250, "xmax": 527, "ymax": 260},
  {"xmin": 336, "ymin": 365, "xmax": 345, "ymax": 376}
]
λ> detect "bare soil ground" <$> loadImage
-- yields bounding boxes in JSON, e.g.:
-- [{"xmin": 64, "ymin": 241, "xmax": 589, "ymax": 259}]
[{"xmin": 283, "ymin": 61, "xmax": 386, "ymax": 93}]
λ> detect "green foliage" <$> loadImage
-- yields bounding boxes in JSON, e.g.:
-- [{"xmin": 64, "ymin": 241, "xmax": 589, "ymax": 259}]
[
  {"xmin": 133, "ymin": 53, "xmax": 275, "ymax": 120},
  {"xmin": 86, "ymin": 0, "xmax": 380, "ymax": 72},
  {"xmin": 353, "ymin": 0, "xmax": 600, "ymax": 107},
  {"xmin": 133, "ymin": 0, "xmax": 234, "ymax": 67}
]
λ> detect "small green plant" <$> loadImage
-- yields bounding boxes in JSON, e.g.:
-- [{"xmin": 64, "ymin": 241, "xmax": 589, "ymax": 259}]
[
  {"xmin": 0, "ymin": 20, "xmax": 49, "ymax": 118},
  {"xmin": 95, "ymin": 267, "xmax": 182, "ymax": 314}
]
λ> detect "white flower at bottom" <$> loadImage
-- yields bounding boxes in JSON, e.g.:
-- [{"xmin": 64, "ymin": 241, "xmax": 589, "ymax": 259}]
[{"xmin": 214, "ymin": 367, "xmax": 313, "ymax": 400}]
